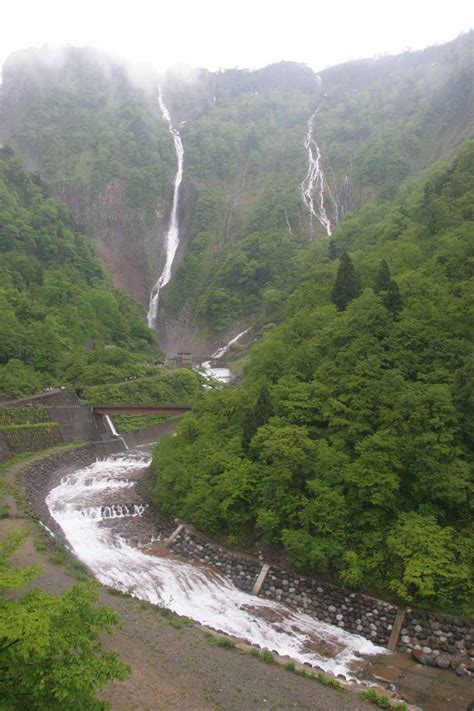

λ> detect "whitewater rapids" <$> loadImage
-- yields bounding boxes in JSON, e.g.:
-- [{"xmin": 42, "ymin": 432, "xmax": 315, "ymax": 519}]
[{"xmin": 46, "ymin": 448, "xmax": 385, "ymax": 678}]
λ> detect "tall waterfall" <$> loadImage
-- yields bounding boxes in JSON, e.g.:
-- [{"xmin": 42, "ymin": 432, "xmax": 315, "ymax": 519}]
[
  {"xmin": 300, "ymin": 109, "xmax": 332, "ymax": 237},
  {"xmin": 147, "ymin": 86, "xmax": 184, "ymax": 328}
]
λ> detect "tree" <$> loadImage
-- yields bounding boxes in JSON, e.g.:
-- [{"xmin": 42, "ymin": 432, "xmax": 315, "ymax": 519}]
[
  {"xmin": 242, "ymin": 384, "xmax": 273, "ymax": 452},
  {"xmin": 374, "ymin": 259, "xmax": 402, "ymax": 314},
  {"xmin": 0, "ymin": 537, "xmax": 129, "ymax": 709},
  {"xmin": 385, "ymin": 279, "xmax": 403, "ymax": 315},
  {"xmin": 374, "ymin": 259, "xmax": 392, "ymax": 293},
  {"xmin": 331, "ymin": 253, "xmax": 360, "ymax": 311}
]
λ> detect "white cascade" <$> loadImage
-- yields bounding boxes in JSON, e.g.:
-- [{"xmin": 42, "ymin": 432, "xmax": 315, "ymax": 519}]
[
  {"xmin": 201, "ymin": 328, "xmax": 250, "ymax": 383},
  {"xmin": 104, "ymin": 414, "xmax": 129, "ymax": 450},
  {"xmin": 300, "ymin": 109, "xmax": 332, "ymax": 237},
  {"xmin": 147, "ymin": 86, "xmax": 184, "ymax": 328},
  {"xmin": 46, "ymin": 452, "xmax": 386, "ymax": 678}
]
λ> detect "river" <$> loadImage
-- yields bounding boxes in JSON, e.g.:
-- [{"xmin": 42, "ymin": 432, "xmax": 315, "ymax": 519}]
[{"xmin": 45, "ymin": 445, "xmax": 385, "ymax": 679}]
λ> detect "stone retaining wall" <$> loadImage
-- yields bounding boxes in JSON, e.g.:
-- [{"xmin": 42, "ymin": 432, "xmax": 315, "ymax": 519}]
[
  {"xmin": 23, "ymin": 440, "xmax": 124, "ymax": 536},
  {"xmin": 261, "ymin": 570, "xmax": 398, "ymax": 646},
  {"xmin": 169, "ymin": 529, "xmax": 262, "ymax": 593},
  {"xmin": 399, "ymin": 609, "xmax": 474, "ymax": 673},
  {"xmin": 168, "ymin": 525, "xmax": 473, "ymax": 670},
  {"xmin": 0, "ymin": 424, "xmax": 63, "ymax": 463}
]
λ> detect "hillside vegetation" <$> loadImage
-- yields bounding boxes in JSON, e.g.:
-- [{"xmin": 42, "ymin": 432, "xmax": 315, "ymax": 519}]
[
  {"xmin": 0, "ymin": 148, "xmax": 161, "ymax": 397},
  {"xmin": 152, "ymin": 141, "xmax": 474, "ymax": 615},
  {"xmin": 1, "ymin": 34, "xmax": 472, "ymax": 345}
]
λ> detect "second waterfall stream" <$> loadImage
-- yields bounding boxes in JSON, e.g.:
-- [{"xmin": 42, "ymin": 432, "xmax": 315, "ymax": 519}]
[{"xmin": 147, "ymin": 86, "xmax": 184, "ymax": 329}]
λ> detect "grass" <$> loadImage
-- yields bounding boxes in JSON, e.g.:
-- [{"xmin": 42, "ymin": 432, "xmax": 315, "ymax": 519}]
[
  {"xmin": 155, "ymin": 606, "xmax": 194, "ymax": 629},
  {"xmin": 285, "ymin": 661, "xmax": 345, "ymax": 691},
  {"xmin": 250, "ymin": 648, "xmax": 274, "ymax": 663},
  {"xmin": 0, "ymin": 422, "xmax": 60, "ymax": 431},
  {"xmin": 47, "ymin": 540, "xmax": 91, "ymax": 581},
  {"xmin": 215, "ymin": 636, "xmax": 236, "ymax": 649},
  {"xmin": 360, "ymin": 689, "xmax": 407, "ymax": 710}
]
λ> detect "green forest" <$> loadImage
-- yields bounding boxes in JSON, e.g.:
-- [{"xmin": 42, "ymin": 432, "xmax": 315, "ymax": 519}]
[
  {"xmin": 152, "ymin": 140, "xmax": 474, "ymax": 615},
  {"xmin": 0, "ymin": 35, "xmax": 473, "ymax": 709},
  {"xmin": 0, "ymin": 147, "xmax": 162, "ymax": 397}
]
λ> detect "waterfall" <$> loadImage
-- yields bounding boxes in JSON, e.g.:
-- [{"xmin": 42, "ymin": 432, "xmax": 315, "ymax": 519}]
[
  {"xmin": 147, "ymin": 86, "xmax": 184, "ymax": 328},
  {"xmin": 200, "ymin": 328, "xmax": 251, "ymax": 383},
  {"xmin": 104, "ymin": 414, "xmax": 129, "ymax": 450},
  {"xmin": 211, "ymin": 328, "xmax": 250, "ymax": 360},
  {"xmin": 300, "ymin": 109, "xmax": 332, "ymax": 237}
]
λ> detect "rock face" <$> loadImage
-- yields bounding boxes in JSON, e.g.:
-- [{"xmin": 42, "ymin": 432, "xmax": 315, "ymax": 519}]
[{"xmin": 53, "ymin": 178, "xmax": 164, "ymax": 306}]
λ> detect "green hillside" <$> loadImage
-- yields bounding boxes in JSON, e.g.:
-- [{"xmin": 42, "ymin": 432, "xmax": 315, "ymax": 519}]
[
  {"xmin": 1, "ymin": 34, "xmax": 472, "ymax": 345},
  {"xmin": 152, "ymin": 140, "xmax": 474, "ymax": 615},
  {"xmin": 0, "ymin": 148, "xmax": 161, "ymax": 397}
]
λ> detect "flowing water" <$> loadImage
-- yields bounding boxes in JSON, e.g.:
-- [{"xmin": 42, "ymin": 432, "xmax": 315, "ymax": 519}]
[
  {"xmin": 300, "ymin": 109, "xmax": 332, "ymax": 237},
  {"xmin": 46, "ymin": 448, "xmax": 385, "ymax": 678},
  {"xmin": 147, "ymin": 86, "xmax": 184, "ymax": 328},
  {"xmin": 200, "ymin": 328, "xmax": 250, "ymax": 383}
]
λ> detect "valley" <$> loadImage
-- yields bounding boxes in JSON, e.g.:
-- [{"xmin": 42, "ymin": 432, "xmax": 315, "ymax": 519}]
[{"xmin": 0, "ymin": 27, "xmax": 472, "ymax": 711}]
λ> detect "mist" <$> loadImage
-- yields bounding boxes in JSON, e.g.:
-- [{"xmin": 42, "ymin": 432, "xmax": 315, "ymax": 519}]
[{"xmin": 1, "ymin": 0, "xmax": 472, "ymax": 75}]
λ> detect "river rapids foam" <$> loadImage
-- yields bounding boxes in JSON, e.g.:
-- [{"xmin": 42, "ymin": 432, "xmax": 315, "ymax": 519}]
[{"xmin": 46, "ymin": 451, "xmax": 386, "ymax": 678}]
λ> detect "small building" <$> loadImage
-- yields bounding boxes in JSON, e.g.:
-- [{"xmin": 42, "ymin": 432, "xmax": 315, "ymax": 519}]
[{"xmin": 176, "ymin": 352, "xmax": 192, "ymax": 367}]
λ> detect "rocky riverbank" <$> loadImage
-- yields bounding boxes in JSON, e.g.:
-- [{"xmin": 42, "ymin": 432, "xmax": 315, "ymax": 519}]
[{"xmin": 20, "ymin": 437, "xmax": 474, "ymax": 683}]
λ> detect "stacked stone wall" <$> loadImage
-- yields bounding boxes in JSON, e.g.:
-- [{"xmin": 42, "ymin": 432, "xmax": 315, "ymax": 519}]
[
  {"xmin": 168, "ymin": 526, "xmax": 473, "ymax": 669},
  {"xmin": 260, "ymin": 570, "xmax": 397, "ymax": 645},
  {"xmin": 0, "ymin": 424, "xmax": 63, "ymax": 463},
  {"xmin": 398, "ymin": 609, "xmax": 473, "ymax": 673},
  {"xmin": 170, "ymin": 530, "xmax": 261, "ymax": 593}
]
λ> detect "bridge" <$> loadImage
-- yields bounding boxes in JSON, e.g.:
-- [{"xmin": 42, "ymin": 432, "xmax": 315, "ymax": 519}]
[{"xmin": 93, "ymin": 404, "xmax": 192, "ymax": 416}]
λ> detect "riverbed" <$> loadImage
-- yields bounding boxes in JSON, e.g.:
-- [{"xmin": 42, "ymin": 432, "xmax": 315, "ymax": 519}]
[{"xmin": 45, "ymin": 445, "xmax": 385, "ymax": 679}]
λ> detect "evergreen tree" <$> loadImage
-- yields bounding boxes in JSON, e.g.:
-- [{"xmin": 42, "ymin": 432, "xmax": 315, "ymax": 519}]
[
  {"xmin": 331, "ymin": 253, "xmax": 361, "ymax": 311},
  {"xmin": 385, "ymin": 279, "xmax": 403, "ymax": 315},
  {"xmin": 374, "ymin": 259, "xmax": 392, "ymax": 293},
  {"xmin": 242, "ymin": 384, "xmax": 273, "ymax": 452}
]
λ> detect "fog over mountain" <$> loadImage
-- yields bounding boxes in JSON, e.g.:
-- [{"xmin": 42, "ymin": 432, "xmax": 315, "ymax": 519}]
[{"xmin": 1, "ymin": 0, "xmax": 472, "ymax": 74}]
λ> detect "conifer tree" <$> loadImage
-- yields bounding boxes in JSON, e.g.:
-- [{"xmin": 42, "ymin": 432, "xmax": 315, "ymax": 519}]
[
  {"xmin": 374, "ymin": 259, "xmax": 392, "ymax": 293},
  {"xmin": 385, "ymin": 279, "xmax": 403, "ymax": 315},
  {"xmin": 331, "ymin": 253, "xmax": 360, "ymax": 311},
  {"xmin": 242, "ymin": 384, "xmax": 273, "ymax": 452}
]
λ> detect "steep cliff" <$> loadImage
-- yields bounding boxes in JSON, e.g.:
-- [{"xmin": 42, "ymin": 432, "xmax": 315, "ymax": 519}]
[{"xmin": 1, "ymin": 34, "xmax": 472, "ymax": 357}]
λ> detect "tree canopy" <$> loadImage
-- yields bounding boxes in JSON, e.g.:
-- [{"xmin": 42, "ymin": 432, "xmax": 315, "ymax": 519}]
[{"xmin": 152, "ymin": 141, "xmax": 474, "ymax": 615}]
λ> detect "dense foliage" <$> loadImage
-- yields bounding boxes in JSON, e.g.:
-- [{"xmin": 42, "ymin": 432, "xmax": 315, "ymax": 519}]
[
  {"xmin": 163, "ymin": 34, "xmax": 473, "ymax": 334},
  {"xmin": 153, "ymin": 141, "xmax": 474, "ymax": 614},
  {"xmin": 0, "ymin": 148, "xmax": 160, "ymax": 397},
  {"xmin": 82, "ymin": 368, "xmax": 200, "ymax": 405},
  {"xmin": 0, "ymin": 535, "xmax": 129, "ymax": 709},
  {"xmin": 3, "ymin": 36, "xmax": 472, "ymax": 338}
]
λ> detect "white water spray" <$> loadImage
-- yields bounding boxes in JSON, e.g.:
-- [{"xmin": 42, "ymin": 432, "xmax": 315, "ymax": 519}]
[
  {"xmin": 300, "ymin": 109, "xmax": 332, "ymax": 237},
  {"xmin": 46, "ymin": 452, "xmax": 386, "ymax": 677},
  {"xmin": 201, "ymin": 328, "xmax": 251, "ymax": 383},
  {"xmin": 147, "ymin": 86, "xmax": 184, "ymax": 328}
]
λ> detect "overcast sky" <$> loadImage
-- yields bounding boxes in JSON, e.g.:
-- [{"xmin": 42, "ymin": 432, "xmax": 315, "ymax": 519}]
[{"xmin": 2, "ymin": 0, "xmax": 472, "ymax": 73}]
